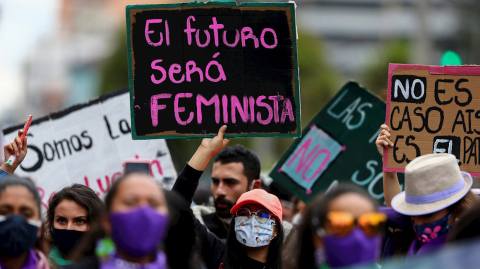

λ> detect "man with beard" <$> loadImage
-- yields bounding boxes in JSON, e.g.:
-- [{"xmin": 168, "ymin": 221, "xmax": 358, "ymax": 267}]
[{"xmin": 192, "ymin": 144, "xmax": 262, "ymax": 239}]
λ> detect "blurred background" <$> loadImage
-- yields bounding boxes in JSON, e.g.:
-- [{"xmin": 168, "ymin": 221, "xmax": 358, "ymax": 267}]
[{"xmin": 0, "ymin": 0, "xmax": 479, "ymax": 186}]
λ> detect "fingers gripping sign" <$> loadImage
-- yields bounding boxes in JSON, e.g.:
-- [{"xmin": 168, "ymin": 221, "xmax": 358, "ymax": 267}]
[
  {"xmin": 201, "ymin": 125, "xmax": 231, "ymax": 156},
  {"xmin": 189, "ymin": 125, "xmax": 231, "ymax": 171},
  {"xmin": 375, "ymin": 124, "xmax": 394, "ymax": 157}
]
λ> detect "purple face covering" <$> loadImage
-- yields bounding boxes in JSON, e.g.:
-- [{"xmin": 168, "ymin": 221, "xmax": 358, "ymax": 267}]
[
  {"xmin": 323, "ymin": 228, "xmax": 381, "ymax": 268},
  {"xmin": 110, "ymin": 206, "xmax": 169, "ymax": 258}
]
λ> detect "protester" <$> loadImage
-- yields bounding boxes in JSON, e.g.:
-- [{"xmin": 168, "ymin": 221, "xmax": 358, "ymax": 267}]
[
  {"xmin": 173, "ymin": 125, "xmax": 284, "ymax": 269},
  {"xmin": 283, "ymin": 184, "xmax": 385, "ymax": 269},
  {"xmin": 0, "ymin": 175, "xmax": 50, "ymax": 269},
  {"xmin": 376, "ymin": 124, "xmax": 478, "ymax": 260},
  {"xmin": 0, "ymin": 129, "xmax": 27, "ymax": 179},
  {"xmin": 45, "ymin": 184, "xmax": 104, "ymax": 268},
  {"xmin": 63, "ymin": 172, "xmax": 201, "ymax": 269},
  {"xmin": 191, "ymin": 144, "xmax": 262, "ymax": 239},
  {"xmin": 290, "ymin": 196, "xmax": 306, "ymax": 226}
]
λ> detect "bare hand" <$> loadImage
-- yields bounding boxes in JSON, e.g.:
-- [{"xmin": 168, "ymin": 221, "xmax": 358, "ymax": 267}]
[
  {"xmin": 375, "ymin": 124, "xmax": 393, "ymax": 157},
  {"xmin": 2, "ymin": 129, "xmax": 28, "ymax": 173},
  {"xmin": 199, "ymin": 125, "xmax": 231, "ymax": 157}
]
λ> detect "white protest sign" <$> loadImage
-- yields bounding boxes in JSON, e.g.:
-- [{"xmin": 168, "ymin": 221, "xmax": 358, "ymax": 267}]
[{"xmin": 3, "ymin": 89, "xmax": 177, "ymax": 210}]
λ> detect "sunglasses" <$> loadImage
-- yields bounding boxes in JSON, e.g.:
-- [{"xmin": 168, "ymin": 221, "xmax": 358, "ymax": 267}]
[
  {"xmin": 235, "ymin": 208, "xmax": 274, "ymax": 225},
  {"xmin": 316, "ymin": 211, "xmax": 387, "ymax": 237}
]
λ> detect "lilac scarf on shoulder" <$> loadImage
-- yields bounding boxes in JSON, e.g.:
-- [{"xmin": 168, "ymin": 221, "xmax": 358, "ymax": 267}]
[{"xmin": 100, "ymin": 251, "xmax": 167, "ymax": 269}]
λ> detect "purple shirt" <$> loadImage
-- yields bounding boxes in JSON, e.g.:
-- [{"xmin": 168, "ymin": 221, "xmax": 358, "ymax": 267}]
[
  {"xmin": 0, "ymin": 249, "xmax": 40, "ymax": 269},
  {"xmin": 379, "ymin": 207, "xmax": 447, "ymax": 260},
  {"xmin": 100, "ymin": 251, "xmax": 167, "ymax": 269}
]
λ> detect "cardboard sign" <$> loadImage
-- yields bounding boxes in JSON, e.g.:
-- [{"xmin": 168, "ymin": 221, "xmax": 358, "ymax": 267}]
[
  {"xmin": 384, "ymin": 64, "xmax": 480, "ymax": 176},
  {"xmin": 269, "ymin": 82, "xmax": 402, "ymax": 203},
  {"xmin": 126, "ymin": 2, "xmax": 300, "ymax": 139},
  {"xmin": 2, "ymin": 88, "xmax": 177, "ymax": 210}
]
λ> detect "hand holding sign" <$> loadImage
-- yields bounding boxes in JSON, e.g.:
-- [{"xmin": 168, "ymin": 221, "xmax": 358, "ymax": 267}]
[
  {"xmin": 200, "ymin": 125, "xmax": 231, "ymax": 156},
  {"xmin": 1, "ymin": 129, "xmax": 28, "ymax": 174},
  {"xmin": 189, "ymin": 125, "xmax": 231, "ymax": 171},
  {"xmin": 376, "ymin": 124, "xmax": 393, "ymax": 157}
]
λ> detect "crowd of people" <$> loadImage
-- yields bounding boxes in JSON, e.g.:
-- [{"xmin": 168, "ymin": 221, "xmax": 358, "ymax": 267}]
[{"xmin": 1, "ymin": 124, "xmax": 480, "ymax": 269}]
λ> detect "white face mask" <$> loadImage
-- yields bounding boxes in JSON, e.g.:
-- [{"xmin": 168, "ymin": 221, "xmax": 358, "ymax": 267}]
[{"xmin": 234, "ymin": 216, "xmax": 275, "ymax": 247}]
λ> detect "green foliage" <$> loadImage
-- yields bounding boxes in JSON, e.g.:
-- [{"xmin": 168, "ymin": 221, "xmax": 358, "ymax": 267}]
[
  {"xmin": 362, "ymin": 40, "xmax": 411, "ymax": 97},
  {"xmin": 98, "ymin": 30, "xmax": 129, "ymax": 96}
]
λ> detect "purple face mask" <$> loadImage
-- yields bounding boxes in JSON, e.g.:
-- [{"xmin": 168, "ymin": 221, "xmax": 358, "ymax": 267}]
[
  {"xmin": 322, "ymin": 228, "xmax": 381, "ymax": 268},
  {"xmin": 110, "ymin": 206, "xmax": 169, "ymax": 258}
]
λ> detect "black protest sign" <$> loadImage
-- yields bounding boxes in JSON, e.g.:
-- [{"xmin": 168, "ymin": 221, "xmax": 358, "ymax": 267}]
[
  {"xmin": 126, "ymin": 2, "xmax": 300, "ymax": 139},
  {"xmin": 269, "ymin": 82, "xmax": 404, "ymax": 203}
]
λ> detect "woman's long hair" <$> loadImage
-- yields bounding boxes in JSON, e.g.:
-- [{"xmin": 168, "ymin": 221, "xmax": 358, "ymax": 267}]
[
  {"xmin": 223, "ymin": 216, "xmax": 284, "ymax": 269},
  {"xmin": 283, "ymin": 184, "xmax": 377, "ymax": 269},
  {"xmin": 45, "ymin": 183, "xmax": 104, "ymax": 247}
]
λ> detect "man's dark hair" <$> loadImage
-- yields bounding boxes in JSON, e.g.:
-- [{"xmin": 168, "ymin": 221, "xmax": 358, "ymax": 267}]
[{"xmin": 213, "ymin": 145, "xmax": 261, "ymax": 184}]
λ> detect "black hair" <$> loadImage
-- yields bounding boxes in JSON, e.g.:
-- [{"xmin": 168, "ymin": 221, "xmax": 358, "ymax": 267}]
[
  {"xmin": 45, "ymin": 184, "xmax": 104, "ymax": 246},
  {"xmin": 214, "ymin": 145, "xmax": 261, "ymax": 185},
  {"xmin": 223, "ymin": 216, "xmax": 284, "ymax": 269},
  {"xmin": 0, "ymin": 175, "xmax": 41, "ymax": 214},
  {"xmin": 283, "ymin": 184, "xmax": 377, "ymax": 269}
]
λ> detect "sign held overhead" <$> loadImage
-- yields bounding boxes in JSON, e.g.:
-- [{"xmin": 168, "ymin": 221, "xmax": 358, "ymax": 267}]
[{"xmin": 126, "ymin": 2, "xmax": 300, "ymax": 139}]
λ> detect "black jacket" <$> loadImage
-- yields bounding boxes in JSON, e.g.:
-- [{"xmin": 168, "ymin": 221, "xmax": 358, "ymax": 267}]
[
  {"xmin": 202, "ymin": 212, "xmax": 229, "ymax": 239},
  {"xmin": 173, "ymin": 164, "xmax": 227, "ymax": 269},
  {"xmin": 173, "ymin": 164, "xmax": 272, "ymax": 269}
]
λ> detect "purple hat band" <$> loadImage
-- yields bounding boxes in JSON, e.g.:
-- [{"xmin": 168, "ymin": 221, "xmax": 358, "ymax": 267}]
[{"xmin": 405, "ymin": 172, "xmax": 470, "ymax": 204}]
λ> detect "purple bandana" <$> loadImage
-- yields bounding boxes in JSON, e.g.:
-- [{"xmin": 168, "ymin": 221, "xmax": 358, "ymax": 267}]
[{"xmin": 110, "ymin": 206, "xmax": 169, "ymax": 258}]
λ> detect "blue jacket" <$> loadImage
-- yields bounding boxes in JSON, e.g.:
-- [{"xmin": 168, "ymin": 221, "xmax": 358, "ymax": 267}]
[{"xmin": 0, "ymin": 169, "xmax": 10, "ymax": 180}]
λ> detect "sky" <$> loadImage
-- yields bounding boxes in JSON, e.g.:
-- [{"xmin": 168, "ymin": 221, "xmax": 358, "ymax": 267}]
[{"xmin": 0, "ymin": 0, "xmax": 59, "ymax": 119}]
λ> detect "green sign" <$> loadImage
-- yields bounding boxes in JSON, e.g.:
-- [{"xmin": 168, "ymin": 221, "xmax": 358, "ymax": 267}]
[{"xmin": 269, "ymin": 82, "xmax": 404, "ymax": 203}]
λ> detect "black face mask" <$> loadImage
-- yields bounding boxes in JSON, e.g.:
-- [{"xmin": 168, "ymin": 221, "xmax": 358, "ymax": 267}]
[
  {"xmin": 52, "ymin": 228, "xmax": 85, "ymax": 258},
  {"xmin": 0, "ymin": 215, "xmax": 40, "ymax": 257}
]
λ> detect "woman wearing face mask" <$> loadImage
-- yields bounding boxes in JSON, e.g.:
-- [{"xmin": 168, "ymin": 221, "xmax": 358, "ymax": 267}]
[
  {"xmin": 62, "ymin": 172, "xmax": 169, "ymax": 268},
  {"xmin": 45, "ymin": 184, "xmax": 103, "ymax": 268},
  {"xmin": 376, "ymin": 124, "xmax": 478, "ymax": 260},
  {"xmin": 63, "ymin": 171, "xmax": 202, "ymax": 269},
  {"xmin": 0, "ymin": 175, "xmax": 50, "ymax": 269},
  {"xmin": 172, "ymin": 125, "xmax": 284, "ymax": 269},
  {"xmin": 284, "ymin": 184, "xmax": 386, "ymax": 269}
]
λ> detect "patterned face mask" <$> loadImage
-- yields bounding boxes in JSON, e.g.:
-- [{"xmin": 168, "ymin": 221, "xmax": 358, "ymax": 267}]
[
  {"xmin": 413, "ymin": 212, "xmax": 451, "ymax": 243},
  {"xmin": 234, "ymin": 216, "xmax": 275, "ymax": 247}
]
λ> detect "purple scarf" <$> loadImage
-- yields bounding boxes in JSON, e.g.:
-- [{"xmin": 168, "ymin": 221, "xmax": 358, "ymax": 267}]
[
  {"xmin": 100, "ymin": 251, "xmax": 167, "ymax": 269},
  {"xmin": 0, "ymin": 249, "xmax": 44, "ymax": 269}
]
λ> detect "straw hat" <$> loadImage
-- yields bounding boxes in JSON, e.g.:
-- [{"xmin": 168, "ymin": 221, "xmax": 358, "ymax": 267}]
[{"xmin": 391, "ymin": 153, "xmax": 472, "ymax": 216}]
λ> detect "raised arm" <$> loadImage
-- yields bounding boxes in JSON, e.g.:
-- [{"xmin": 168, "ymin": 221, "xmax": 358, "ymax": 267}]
[
  {"xmin": 376, "ymin": 124, "xmax": 401, "ymax": 207},
  {"xmin": 173, "ymin": 125, "xmax": 231, "ymax": 203},
  {"xmin": 171, "ymin": 126, "xmax": 231, "ymax": 269},
  {"xmin": 0, "ymin": 129, "xmax": 28, "ymax": 177}
]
